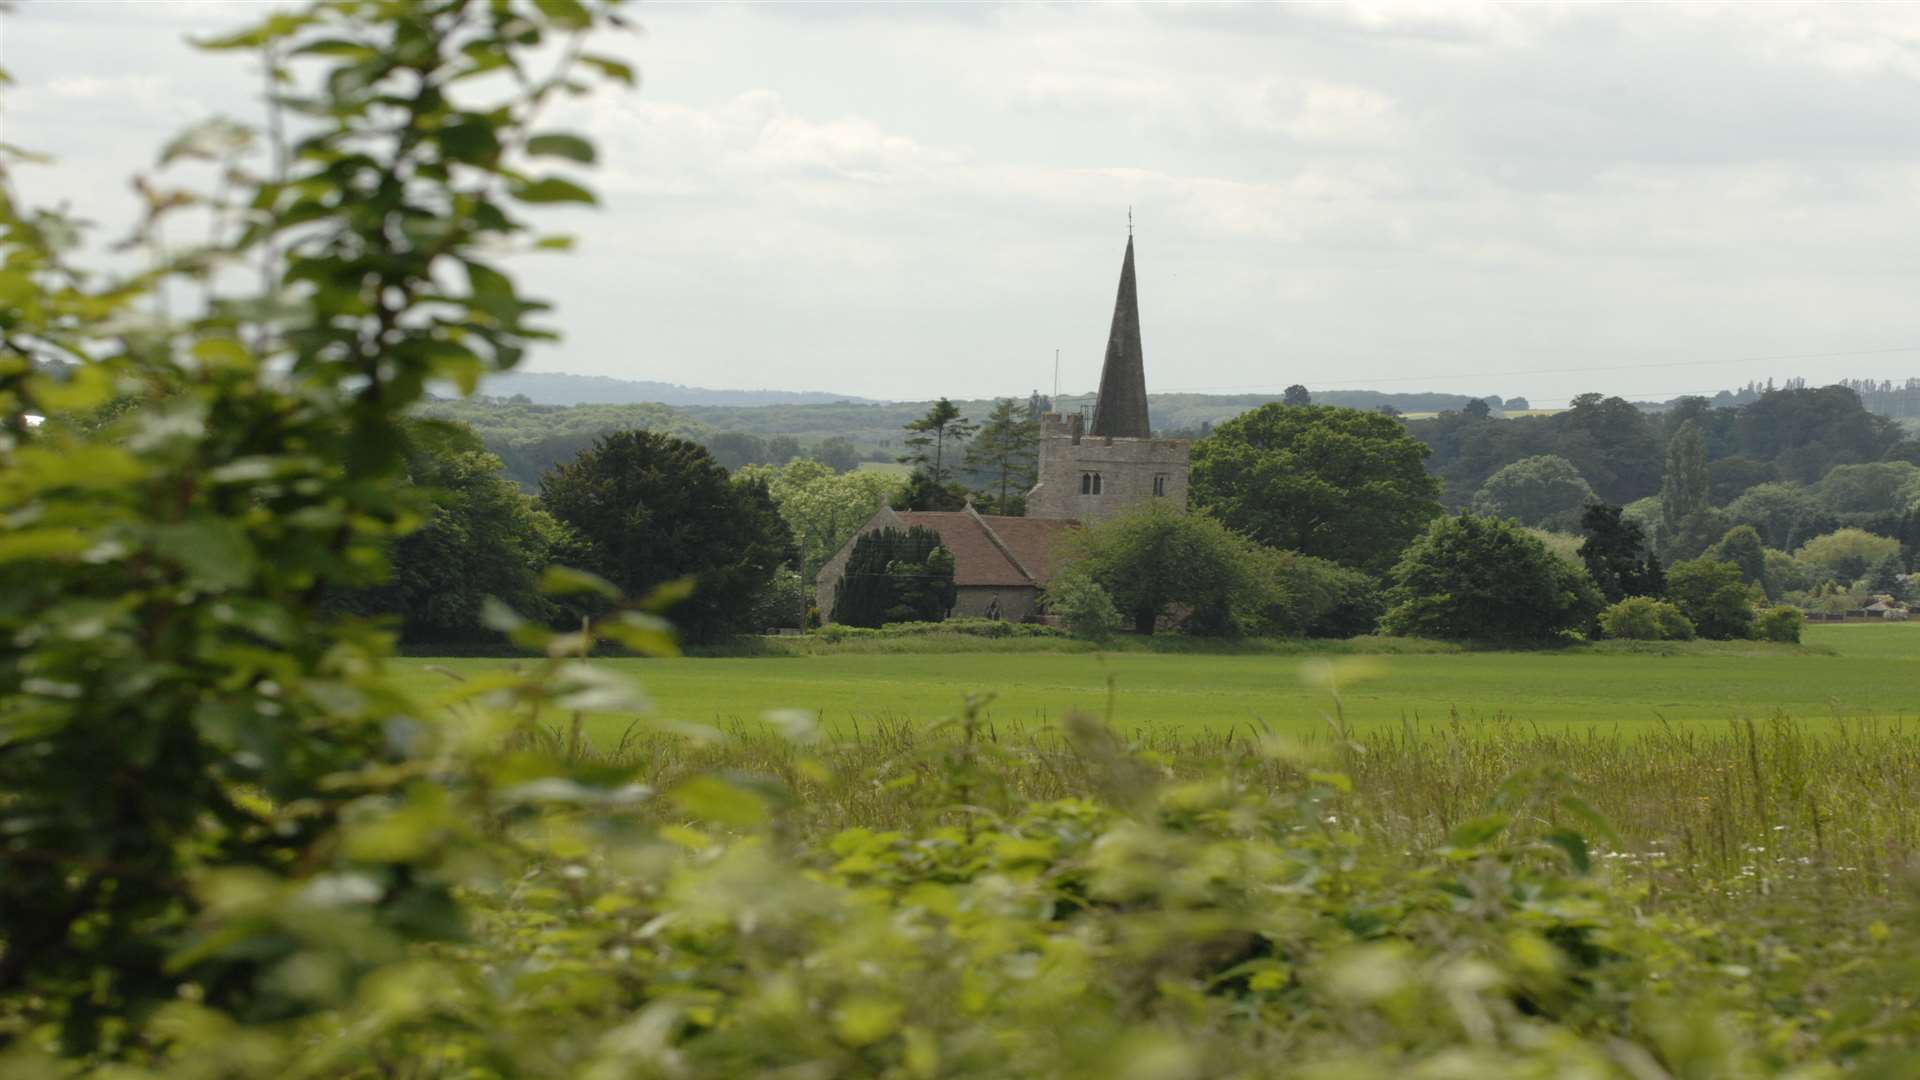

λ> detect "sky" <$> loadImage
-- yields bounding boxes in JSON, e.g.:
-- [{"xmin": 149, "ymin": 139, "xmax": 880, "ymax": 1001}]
[{"xmin": 7, "ymin": 1, "xmax": 1920, "ymax": 406}]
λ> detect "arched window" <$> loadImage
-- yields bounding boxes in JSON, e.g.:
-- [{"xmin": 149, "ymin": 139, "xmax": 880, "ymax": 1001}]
[
  {"xmin": 1153, "ymin": 474, "xmax": 1168, "ymax": 497},
  {"xmin": 1080, "ymin": 471, "xmax": 1103, "ymax": 495}
]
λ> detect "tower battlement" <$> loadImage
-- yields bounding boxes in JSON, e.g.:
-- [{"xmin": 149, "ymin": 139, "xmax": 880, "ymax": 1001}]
[{"xmin": 1025, "ymin": 231, "xmax": 1190, "ymax": 522}]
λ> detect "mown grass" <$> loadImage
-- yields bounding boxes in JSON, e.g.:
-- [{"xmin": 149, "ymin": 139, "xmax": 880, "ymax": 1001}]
[{"xmin": 395, "ymin": 622, "xmax": 1920, "ymax": 744}]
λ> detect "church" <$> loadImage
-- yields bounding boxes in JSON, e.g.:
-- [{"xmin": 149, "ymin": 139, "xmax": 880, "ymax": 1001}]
[{"xmin": 813, "ymin": 234, "xmax": 1192, "ymax": 623}]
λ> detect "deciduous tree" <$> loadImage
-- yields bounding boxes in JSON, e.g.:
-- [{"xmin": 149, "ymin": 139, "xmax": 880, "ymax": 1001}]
[
  {"xmin": 1577, "ymin": 503, "xmax": 1665, "ymax": 604},
  {"xmin": 1665, "ymin": 558, "xmax": 1756, "ymax": 640},
  {"xmin": 1470, "ymin": 454, "xmax": 1595, "ymax": 530},
  {"xmin": 1382, "ymin": 514, "xmax": 1603, "ymax": 644},
  {"xmin": 539, "ymin": 430, "xmax": 793, "ymax": 642},
  {"xmin": 1061, "ymin": 506, "xmax": 1262, "ymax": 635},
  {"xmin": 1191, "ymin": 404, "xmax": 1441, "ymax": 573}
]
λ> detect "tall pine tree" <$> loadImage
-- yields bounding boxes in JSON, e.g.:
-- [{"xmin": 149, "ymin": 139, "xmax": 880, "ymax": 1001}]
[
  {"xmin": 900, "ymin": 398, "xmax": 977, "ymax": 484},
  {"xmin": 965, "ymin": 397, "xmax": 1039, "ymax": 514}
]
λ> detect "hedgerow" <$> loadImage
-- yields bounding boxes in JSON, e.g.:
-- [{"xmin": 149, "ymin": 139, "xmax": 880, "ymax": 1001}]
[{"xmin": 3, "ymin": 2, "xmax": 1918, "ymax": 1077}]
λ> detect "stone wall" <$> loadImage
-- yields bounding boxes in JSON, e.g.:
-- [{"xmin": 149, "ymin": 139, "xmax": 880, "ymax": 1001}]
[
  {"xmin": 1026, "ymin": 412, "xmax": 1190, "ymax": 524},
  {"xmin": 952, "ymin": 585, "xmax": 1040, "ymax": 621}
]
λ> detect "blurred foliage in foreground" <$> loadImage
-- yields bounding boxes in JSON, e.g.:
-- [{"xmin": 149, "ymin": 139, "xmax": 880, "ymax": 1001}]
[{"xmin": 3, "ymin": 1, "xmax": 1919, "ymax": 1076}]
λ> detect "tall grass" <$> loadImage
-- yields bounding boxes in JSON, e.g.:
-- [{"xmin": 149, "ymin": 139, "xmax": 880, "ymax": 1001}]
[{"xmin": 514, "ymin": 707, "xmax": 1920, "ymax": 911}]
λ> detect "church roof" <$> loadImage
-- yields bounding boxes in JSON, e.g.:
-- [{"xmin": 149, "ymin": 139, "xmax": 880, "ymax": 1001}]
[
  {"xmin": 1088, "ymin": 235, "xmax": 1151, "ymax": 439},
  {"xmin": 893, "ymin": 510, "xmax": 1078, "ymax": 588}
]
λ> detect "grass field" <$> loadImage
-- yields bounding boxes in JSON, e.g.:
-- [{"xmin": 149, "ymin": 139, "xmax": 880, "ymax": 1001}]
[{"xmin": 396, "ymin": 622, "xmax": 1920, "ymax": 745}]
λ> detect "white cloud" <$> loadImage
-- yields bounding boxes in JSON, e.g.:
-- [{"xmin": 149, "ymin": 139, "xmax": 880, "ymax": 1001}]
[{"xmin": 8, "ymin": 1, "xmax": 1920, "ymax": 404}]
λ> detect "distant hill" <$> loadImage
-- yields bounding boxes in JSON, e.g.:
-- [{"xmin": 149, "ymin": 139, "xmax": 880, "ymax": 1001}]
[{"xmin": 482, "ymin": 372, "xmax": 876, "ymax": 407}]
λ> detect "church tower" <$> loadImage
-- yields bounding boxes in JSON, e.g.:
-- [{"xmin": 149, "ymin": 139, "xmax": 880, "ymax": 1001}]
[{"xmin": 1026, "ymin": 234, "xmax": 1191, "ymax": 524}]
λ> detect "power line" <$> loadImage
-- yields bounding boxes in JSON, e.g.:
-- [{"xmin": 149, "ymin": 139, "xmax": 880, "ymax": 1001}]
[{"xmin": 1156, "ymin": 344, "xmax": 1920, "ymax": 395}]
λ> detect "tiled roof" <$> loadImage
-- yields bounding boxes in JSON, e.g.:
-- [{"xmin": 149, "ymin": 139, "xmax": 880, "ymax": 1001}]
[
  {"xmin": 975, "ymin": 515, "xmax": 1077, "ymax": 583},
  {"xmin": 894, "ymin": 510, "xmax": 1078, "ymax": 589}
]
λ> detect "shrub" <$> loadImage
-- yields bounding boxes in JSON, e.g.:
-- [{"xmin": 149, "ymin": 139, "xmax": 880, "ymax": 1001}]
[
  {"xmin": 1665, "ymin": 558, "xmax": 1757, "ymax": 640},
  {"xmin": 1382, "ymin": 513, "xmax": 1604, "ymax": 644},
  {"xmin": 1047, "ymin": 570, "xmax": 1124, "ymax": 641},
  {"xmin": 1249, "ymin": 549, "xmax": 1385, "ymax": 638},
  {"xmin": 829, "ymin": 527, "xmax": 956, "ymax": 627},
  {"xmin": 1599, "ymin": 597, "xmax": 1696, "ymax": 641},
  {"xmin": 1758, "ymin": 605, "xmax": 1806, "ymax": 643},
  {"xmin": 1060, "ymin": 505, "xmax": 1264, "ymax": 636},
  {"xmin": 1795, "ymin": 528, "xmax": 1901, "ymax": 582}
]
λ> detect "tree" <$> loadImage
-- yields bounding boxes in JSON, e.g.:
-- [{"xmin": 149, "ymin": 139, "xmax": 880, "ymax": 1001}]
[
  {"xmin": 812, "ymin": 436, "xmax": 860, "ymax": 473},
  {"xmin": 1061, "ymin": 506, "xmax": 1263, "ymax": 635},
  {"xmin": 331, "ymin": 424, "xmax": 565, "ymax": 642},
  {"xmin": 1504, "ymin": 397, "xmax": 1531, "ymax": 410},
  {"xmin": 765, "ymin": 435, "xmax": 802, "ymax": 466},
  {"xmin": 893, "ymin": 469, "xmax": 970, "ymax": 512},
  {"xmin": 1707, "ymin": 525, "xmax": 1767, "ymax": 587},
  {"xmin": 1598, "ymin": 597, "xmax": 1695, "ymax": 641},
  {"xmin": 0, "ymin": 0, "xmax": 636, "ymax": 1051},
  {"xmin": 965, "ymin": 397, "xmax": 1039, "ymax": 514},
  {"xmin": 1900, "ymin": 504, "xmax": 1920, "ymax": 572},
  {"xmin": 1866, "ymin": 553, "xmax": 1910, "ymax": 600},
  {"xmin": 1463, "ymin": 398, "xmax": 1492, "ymax": 419},
  {"xmin": 1046, "ymin": 569, "xmax": 1122, "ymax": 640},
  {"xmin": 1812, "ymin": 461, "xmax": 1920, "ymax": 515},
  {"xmin": 540, "ymin": 431, "xmax": 793, "ymax": 643},
  {"xmin": 1381, "ymin": 514, "xmax": 1603, "ymax": 644},
  {"xmin": 1470, "ymin": 455, "xmax": 1595, "ymax": 530},
  {"xmin": 900, "ymin": 398, "xmax": 977, "ymax": 484},
  {"xmin": 1190, "ymin": 404, "xmax": 1442, "ymax": 573},
  {"xmin": 1707, "ymin": 456, "xmax": 1777, "ymax": 504},
  {"xmin": 1248, "ymin": 550, "xmax": 1385, "ymax": 638},
  {"xmin": 1283, "ymin": 384, "xmax": 1312, "ymax": 407},
  {"xmin": 1795, "ymin": 528, "xmax": 1901, "ymax": 582},
  {"xmin": 1665, "ymin": 558, "xmax": 1756, "ymax": 640},
  {"xmin": 705, "ymin": 431, "xmax": 770, "ymax": 471},
  {"xmin": 829, "ymin": 527, "xmax": 955, "ymax": 627},
  {"xmin": 735, "ymin": 458, "xmax": 907, "ymax": 580},
  {"xmin": 1577, "ymin": 503, "xmax": 1665, "ymax": 604},
  {"xmin": 1661, "ymin": 419, "xmax": 1710, "ymax": 536},
  {"xmin": 1725, "ymin": 482, "xmax": 1830, "ymax": 550}
]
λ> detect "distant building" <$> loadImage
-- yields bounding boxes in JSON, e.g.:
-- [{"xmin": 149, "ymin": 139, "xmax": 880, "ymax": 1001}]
[
  {"xmin": 810, "ymin": 504, "xmax": 1075, "ymax": 623},
  {"xmin": 1025, "ymin": 235, "xmax": 1192, "ymax": 524},
  {"xmin": 814, "ymin": 233, "xmax": 1193, "ymax": 622}
]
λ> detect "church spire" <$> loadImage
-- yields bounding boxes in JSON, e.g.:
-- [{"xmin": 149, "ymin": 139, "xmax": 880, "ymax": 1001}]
[{"xmin": 1088, "ymin": 233, "xmax": 1150, "ymax": 439}]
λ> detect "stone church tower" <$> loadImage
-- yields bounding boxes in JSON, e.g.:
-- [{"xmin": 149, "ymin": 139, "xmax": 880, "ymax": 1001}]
[{"xmin": 1026, "ymin": 235, "xmax": 1191, "ymax": 524}]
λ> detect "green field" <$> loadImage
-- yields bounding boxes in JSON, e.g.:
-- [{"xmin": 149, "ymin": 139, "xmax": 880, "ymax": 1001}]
[{"xmin": 397, "ymin": 622, "xmax": 1920, "ymax": 743}]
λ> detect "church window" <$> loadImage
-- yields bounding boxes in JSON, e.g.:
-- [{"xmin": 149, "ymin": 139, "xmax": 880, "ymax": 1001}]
[
  {"xmin": 1080, "ymin": 471, "xmax": 1103, "ymax": 495},
  {"xmin": 1153, "ymin": 474, "xmax": 1168, "ymax": 497}
]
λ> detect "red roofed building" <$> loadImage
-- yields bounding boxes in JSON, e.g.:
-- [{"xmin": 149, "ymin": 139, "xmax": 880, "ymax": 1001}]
[
  {"xmin": 814, "ymin": 231, "xmax": 1187, "ymax": 624},
  {"xmin": 812, "ymin": 504, "xmax": 1078, "ymax": 622}
]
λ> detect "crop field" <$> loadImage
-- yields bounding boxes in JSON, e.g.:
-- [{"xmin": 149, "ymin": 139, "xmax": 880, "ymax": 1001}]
[{"xmin": 395, "ymin": 622, "xmax": 1920, "ymax": 746}]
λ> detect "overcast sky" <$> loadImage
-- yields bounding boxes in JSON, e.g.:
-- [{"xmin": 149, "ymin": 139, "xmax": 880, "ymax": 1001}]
[{"xmin": 8, "ymin": 1, "xmax": 1920, "ymax": 405}]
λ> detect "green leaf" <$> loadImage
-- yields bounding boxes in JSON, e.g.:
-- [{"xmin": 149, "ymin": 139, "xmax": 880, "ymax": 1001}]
[
  {"xmin": 1544, "ymin": 828, "xmax": 1592, "ymax": 874},
  {"xmin": 538, "ymin": 565, "xmax": 619, "ymax": 598},
  {"xmin": 1447, "ymin": 814, "xmax": 1509, "ymax": 849},
  {"xmin": 535, "ymin": 0, "xmax": 593, "ymax": 30},
  {"xmin": 580, "ymin": 53, "xmax": 637, "ymax": 86},
  {"xmin": 153, "ymin": 518, "xmax": 258, "ymax": 591},
  {"xmin": 668, "ymin": 776, "xmax": 768, "ymax": 828},
  {"xmin": 191, "ymin": 337, "xmax": 255, "ymax": 372},
  {"xmin": 510, "ymin": 176, "xmax": 597, "ymax": 205},
  {"xmin": 832, "ymin": 996, "xmax": 904, "ymax": 1048},
  {"xmin": 0, "ymin": 528, "xmax": 92, "ymax": 564},
  {"xmin": 525, "ymin": 132, "xmax": 596, "ymax": 164}
]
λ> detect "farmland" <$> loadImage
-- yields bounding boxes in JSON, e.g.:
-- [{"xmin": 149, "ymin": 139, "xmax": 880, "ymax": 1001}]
[{"xmin": 394, "ymin": 623, "xmax": 1920, "ymax": 745}]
